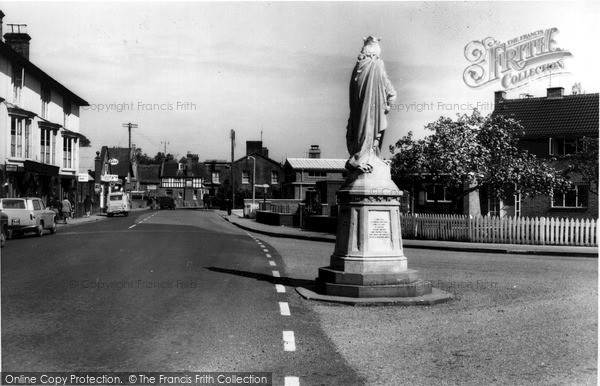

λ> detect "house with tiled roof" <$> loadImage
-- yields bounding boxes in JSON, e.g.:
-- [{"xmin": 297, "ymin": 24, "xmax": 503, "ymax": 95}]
[
  {"xmin": 493, "ymin": 87, "xmax": 599, "ymax": 219},
  {"xmin": 159, "ymin": 153, "xmax": 207, "ymax": 207},
  {"xmin": 137, "ymin": 164, "xmax": 161, "ymax": 194}
]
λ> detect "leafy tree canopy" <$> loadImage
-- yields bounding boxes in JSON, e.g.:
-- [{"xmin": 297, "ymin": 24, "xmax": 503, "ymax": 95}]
[{"xmin": 389, "ymin": 110, "xmax": 571, "ymax": 202}]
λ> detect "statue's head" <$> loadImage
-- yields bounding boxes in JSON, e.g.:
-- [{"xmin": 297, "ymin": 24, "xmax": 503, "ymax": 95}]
[{"xmin": 361, "ymin": 36, "xmax": 381, "ymax": 57}]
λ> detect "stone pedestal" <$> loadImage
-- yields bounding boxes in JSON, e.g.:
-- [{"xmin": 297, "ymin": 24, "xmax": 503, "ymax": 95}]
[{"xmin": 316, "ymin": 159, "xmax": 432, "ymax": 298}]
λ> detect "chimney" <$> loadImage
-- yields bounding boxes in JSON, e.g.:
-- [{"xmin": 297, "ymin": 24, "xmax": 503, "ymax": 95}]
[
  {"xmin": 246, "ymin": 141, "xmax": 263, "ymax": 156},
  {"xmin": 261, "ymin": 147, "xmax": 269, "ymax": 158},
  {"xmin": 0, "ymin": 11, "xmax": 5, "ymax": 42},
  {"xmin": 308, "ymin": 145, "xmax": 321, "ymax": 159},
  {"xmin": 494, "ymin": 91, "xmax": 506, "ymax": 105},
  {"xmin": 4, "ymin": 24, "xmax": 30, "ymax": 59},
  {"xmin": 547, "ymin": 87, "xmax": 564, "ymax": 99}
]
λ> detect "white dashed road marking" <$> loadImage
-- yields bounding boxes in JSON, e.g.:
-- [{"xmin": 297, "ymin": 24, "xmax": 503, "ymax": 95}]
[
  {"xmin": 284, "ymin": 377, "xmax": 300, "ymax": 386},
  {"xmin": 283, "ymin": 331, "xmax": 296, "ymax": 351},
  {"xmin": 275, "ymin": 284, "xmax": 286, "ymax": 293},
  {"xmin": 266, "ymin": 254, "xmax": 272, "ymax": 258},
  {"xmin": 279, "ymin": 302, "xmax": 290, "ymax": 316},
  {"xmin": 272, "ymin": 270, "xmax": 280, "ymax": 278},
  {"xmin": 268, "ymin": 260, "xmax": 276, "ymax": 266},
  {"xmin": 128, "ymin": 224, "xmax": 136, "ymax": 229}
]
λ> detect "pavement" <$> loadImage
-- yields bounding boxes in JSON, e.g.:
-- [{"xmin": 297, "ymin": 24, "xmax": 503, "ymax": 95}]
[{"xmin": 221, "ymin": 209, "xmax": 599, "ymax": 258}]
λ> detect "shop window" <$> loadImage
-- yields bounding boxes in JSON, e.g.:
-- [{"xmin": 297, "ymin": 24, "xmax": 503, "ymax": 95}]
[{"xmin": 242, "ymin": 171, "xmax": 249, "ymax": 184}]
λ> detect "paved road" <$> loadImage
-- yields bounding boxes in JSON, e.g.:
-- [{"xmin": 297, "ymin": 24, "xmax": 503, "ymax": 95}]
[
  {"xmin": 259, "ymin": 233, "xmax": 598, "ymax": 385},
  {"xmin": 1, "ymin": 210, "xmax": 363, "ymax": 385}
]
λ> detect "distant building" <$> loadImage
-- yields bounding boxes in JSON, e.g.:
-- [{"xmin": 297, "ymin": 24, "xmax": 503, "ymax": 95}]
[
  {"xmin": 159, "ymin": 153, "xmax": 206, "ymax": 207},
  {"xmin": 0, "ymin": 12, "xmax": 89, "ymax": 205},
  {"xmin": 492, "ymin": 87, "xmax": 598, "ymax": 219},
  {"xmin": 94, "ymin": 146, "xmax": 139, "ymax": 210},
  {"xmin": 223, "ymin": 141, "xmax": 283, "ymax": 204},
  {"xmin": 283, "ymin": 145, "xmax": 347, "ymax": 200},
  {"xmin": 137, "ymin": 164, "xmax": 161, "ymax": 194}
]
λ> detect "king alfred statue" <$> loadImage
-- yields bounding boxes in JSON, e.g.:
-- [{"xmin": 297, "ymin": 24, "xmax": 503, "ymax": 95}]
[{"xmin": 345, "ymin": 36, "xmax": 397, "ymax": 173}]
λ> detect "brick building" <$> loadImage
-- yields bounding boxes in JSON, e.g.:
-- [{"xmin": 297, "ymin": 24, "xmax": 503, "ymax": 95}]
[{"xmin": 493, "ymin": 87, "xmax": 599, "ymax": 219}]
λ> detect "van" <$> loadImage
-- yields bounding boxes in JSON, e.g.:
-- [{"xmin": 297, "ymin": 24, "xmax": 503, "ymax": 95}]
[{"xmin": 107, "ymin": 192, "xmax": 131, "ymax": 217}]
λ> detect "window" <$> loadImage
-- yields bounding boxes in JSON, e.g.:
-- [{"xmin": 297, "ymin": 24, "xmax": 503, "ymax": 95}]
[
  {"xmin": 63, "ymin": 99, "xmax": 71, "ymax": 129},
  {"xmin": 41, "ymin": 86, "xmax": 51, "ymax": 120},
  {"xmin": 162, "ymin": 178, "xmax": 184, "ymax": 188},
  {"xmin": 10, "ymin": 116, "xmax": 31, "ymax": 158},
  {"xmin": 549, "ymin": 138, "xmax": 582, "ymax": 156},
  {"xmin": 32, "ymin": 200, "xmax": 42, "ymax": 210},
  {"xmin": 308, "ymin": 171, "xmax": 326, "ymax": 178},
  {"xmin": 425, "ymin": 184, "xmax": 452, "ymax": 202},
  {"xmin": 552, "ymin": 186, "xmax": 588, "ymax": 208},
  {"xmin": 212, "ymin": 172, "xmax": 220, "ymax": 184},
  {"xmin": 166, "ymin": 189, "xmax": 173, "ymax": 197},
  {"xmin": 271, "ymin": 171, "xmax": 279, "ymax": 185},
  {"xmin": 12, "ymin": 65, "xmax": 23, "ymax": 104},
  {"xmin": 242, "ymin": 171, "xmax": 249, "ymax": 184},
  {"xmin": 40, "ymin": 129, "xmax": 55, "ymax": 164},
  {"xmin": 63, "ymin": 137, "xmax": 74, "ymax": 169},
  {"xmin": 192, "ymin": 178, "xmax": 202, "ymax": 188}
]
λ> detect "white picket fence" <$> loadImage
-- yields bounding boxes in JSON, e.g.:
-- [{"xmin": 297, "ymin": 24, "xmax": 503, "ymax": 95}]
[{"xmin": 400, "ymin": 213, "xmax": 598, "ymax": 246}]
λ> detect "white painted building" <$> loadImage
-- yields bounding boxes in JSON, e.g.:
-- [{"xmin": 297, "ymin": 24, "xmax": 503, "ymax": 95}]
[{"xmin": 0, "ymin": 11, "xmax": 89, "ymax": 203}]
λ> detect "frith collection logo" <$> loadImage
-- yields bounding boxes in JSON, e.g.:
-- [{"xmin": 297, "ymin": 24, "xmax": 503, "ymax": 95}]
[{"xmin": 463, "ymin": 28, "xmax": 572, "ymax": 90}]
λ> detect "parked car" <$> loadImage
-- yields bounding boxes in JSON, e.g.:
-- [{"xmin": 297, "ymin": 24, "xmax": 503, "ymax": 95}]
[
  {"xmin": 157, "ymin": 196, "xmax": 176, "ymax": 210},
  {"xmin": 107, "ymin": 192, "xmax": 131, "ymax": 217},
  {"xmin": 0, "ymin": 197, "xmax": 57, "ymax": 238},
  {"xmin": 1, "ymin": 211, "xmax": 8, "ymax": 247}
]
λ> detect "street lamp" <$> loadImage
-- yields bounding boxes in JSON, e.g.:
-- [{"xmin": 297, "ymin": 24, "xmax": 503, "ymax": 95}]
[{"xmin": 248, "ymin": 156, "xmax": 256, "ymax": 207}]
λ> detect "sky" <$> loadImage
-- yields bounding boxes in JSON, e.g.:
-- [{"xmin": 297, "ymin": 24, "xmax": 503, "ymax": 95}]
[{"xmin": 1, "ymin": 1, "xmax": 599, "ymax": 171}]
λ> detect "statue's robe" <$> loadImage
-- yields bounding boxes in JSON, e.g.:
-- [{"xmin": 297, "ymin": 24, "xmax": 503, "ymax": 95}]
[{"xmin": 346, "ymin": 53, "xmax": 396, "ymax": 171}]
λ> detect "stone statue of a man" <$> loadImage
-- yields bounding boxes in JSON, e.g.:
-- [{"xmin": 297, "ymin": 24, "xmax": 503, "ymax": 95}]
[{"xmin": 346, "ymin": 36, "xmax": 397, "ymax": 173}]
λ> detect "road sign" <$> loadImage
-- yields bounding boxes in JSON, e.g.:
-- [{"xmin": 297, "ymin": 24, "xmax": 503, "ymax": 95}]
[
  {"xmin": 78, "ymin": 173, "xmax": 90, "ymax": 182},
  {"xmin": 108, "ymin": 158, "xmax": 119, "ymax": 166},
  {"xmin": 101, "ymin": 174, "xmax": 119, "ymax": 182}
]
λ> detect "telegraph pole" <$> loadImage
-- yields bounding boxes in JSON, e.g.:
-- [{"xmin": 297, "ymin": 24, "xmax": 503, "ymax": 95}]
[
  {"xmin": 122, "ymin": 122, "xmax": 138, "ymax": 189},
  {"xmin": 230, "ymin": 129, "xmax": 236, "ymax": 211},
  {"xmin": 122, "ymin": 122, "xmax": 138, "ymax": 157}
]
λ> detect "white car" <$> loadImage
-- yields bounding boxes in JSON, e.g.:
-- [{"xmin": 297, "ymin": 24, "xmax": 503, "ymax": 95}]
[{"xmin": 0, "ymin": 197, "xmax": 57, "ymax": 237}]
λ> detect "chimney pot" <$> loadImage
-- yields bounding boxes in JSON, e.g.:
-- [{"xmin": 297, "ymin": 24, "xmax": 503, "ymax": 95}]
[
  {"xmin": 547, "ymin": 87, "xmax": 564, "ymax": 99},
  {"xmin": 4, "ymin": 24, "xmax": 30, "ymax": 59},
  {"xmin": 494, "ymin": 91, "xmax": 506, "ymax": 105}
]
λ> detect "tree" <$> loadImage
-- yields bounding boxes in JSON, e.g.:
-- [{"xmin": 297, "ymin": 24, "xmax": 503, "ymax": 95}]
[
  {"xmin": 565, "ymin": 137, "xmax": 599, "ymax": 195},
  {"xmin": 389, "ymin": 110, "xmax": 571, "ymax": 208}
]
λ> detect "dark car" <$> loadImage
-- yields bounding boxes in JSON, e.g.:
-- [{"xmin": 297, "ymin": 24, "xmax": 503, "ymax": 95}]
[
  {"xmin": 1, "ymin": 211, "xmax": 8, "ymax": 247},
  {"xmin": 157, "ymin": 196, "xmax": 176, "ymax": 210}
]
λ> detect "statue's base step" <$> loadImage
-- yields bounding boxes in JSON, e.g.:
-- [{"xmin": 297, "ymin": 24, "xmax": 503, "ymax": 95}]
[{"xmin": 296, "ymin": 286, "xmax": 454, "ymax": 306}]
